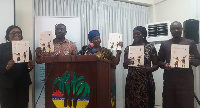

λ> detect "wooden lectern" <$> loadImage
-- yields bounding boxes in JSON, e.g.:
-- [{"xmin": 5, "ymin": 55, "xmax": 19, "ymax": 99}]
[{"xmin": 43, "ymin": 55, "xmax": 116, "ymax": 108}]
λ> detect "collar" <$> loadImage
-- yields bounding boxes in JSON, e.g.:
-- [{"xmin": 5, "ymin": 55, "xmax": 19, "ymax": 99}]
[{"xmin": 53, "ymin": 39, "xmax": 68, "ymax": 44}]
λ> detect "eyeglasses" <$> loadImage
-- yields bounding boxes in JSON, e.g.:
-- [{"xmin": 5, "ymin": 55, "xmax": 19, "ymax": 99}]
[{"xmin": 9, "ymin": 31, "xmax": 21, "ymax": 35}]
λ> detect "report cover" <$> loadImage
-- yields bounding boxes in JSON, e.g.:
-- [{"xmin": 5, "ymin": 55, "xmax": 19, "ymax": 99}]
[
  {"xmin": 170, "ymin": 44, "xmax": 189, "ymax": 68},
  {"xmin": 128, "ymin": 45, "xmax": 144, "ymax": 67},
  {"xmin": 12, "ymin": 41, "xmax": 29, "ymax": 63},
  {"xmin": 39, "ymin": 31, "xmax": 54, "ymax": 52},
  {"xmin": 108, "ymin": 33, "xmax": 122, "ymax": 50}
]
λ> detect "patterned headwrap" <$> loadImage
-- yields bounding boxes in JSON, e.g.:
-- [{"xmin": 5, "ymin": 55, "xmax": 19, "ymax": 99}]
[{"xmin": 88, "ymin": 30, "xmax": 100, "ymax": 42}]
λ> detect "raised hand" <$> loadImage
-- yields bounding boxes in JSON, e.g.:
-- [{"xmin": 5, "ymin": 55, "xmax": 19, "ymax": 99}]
[
  {"xmin": 35, "ymin": 47, "xmax": 42, "ymax": 57},
  {"xmin": 27, "ymin": 60, "xmax": 34, "ymax": 69}
]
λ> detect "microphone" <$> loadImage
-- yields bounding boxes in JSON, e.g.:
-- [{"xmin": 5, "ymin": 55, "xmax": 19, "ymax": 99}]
[
  {"xmin": 78, "ymin": 43, "xmax": 94, "ymax": 55},
  {"xmin": 88, "ymin": 43, "xmax": 94, "ymax": 47},
  {"xmin": 84, "ymin": 43, "xmax": 94, "ymax": 51},
  {"xmin": 91, "ymin": 48, "xmax": 97, "ymax": 54},
  {"xmin": 82, "ymin": 43, "xmax": 94, "ymax": 52}
]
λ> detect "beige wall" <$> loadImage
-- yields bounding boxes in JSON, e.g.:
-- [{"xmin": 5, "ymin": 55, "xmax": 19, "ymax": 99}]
[
  {"xmin": 152, "ymin": 0, "xmax": 194, "ymax": 23},
  {"xmin": 128, "ymin": 0, "xmax": 195, "ymax": 23},
  {"xmin": 15, "ymin": 0, "xmax": 34, "ymax": 108}
]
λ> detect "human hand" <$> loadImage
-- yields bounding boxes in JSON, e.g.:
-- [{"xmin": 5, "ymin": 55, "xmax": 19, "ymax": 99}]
[
  {"xmin": 27, "ymin": 60, "xmax": 34, "ymax": 69},
  {"xmin": 35, "ymin": 47, "xmax": 42, "ymax": 57},
  {"xmin": 126, "ymin": 59, "xmax": 132, "ymax": 65},
  {"xmin": 6, "ymin": 60, "xmax": 15, "ymax": 70},
  {"xmin": 116, "ymin": 50, "xmax": 122, "ymax": 54},
  {"xmin": 164, "ymin": 63, "xmax": 171, "ymax": 70},
  {"xmin": 118, "ymin": 42, "xmax": 123, "ymax": 48},
  {"xmin": 189, "ymin": 54, "xmax": 195, "ymax": 63},
  {"xmin": 124, "ymin": 47, "xmax": 129, "ymax": 53}
]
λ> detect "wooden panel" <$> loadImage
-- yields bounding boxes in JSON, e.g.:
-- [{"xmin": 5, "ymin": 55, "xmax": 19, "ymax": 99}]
[{"xmin": 44, "ymin": 55, "xmax": 115, "ymax": 108}]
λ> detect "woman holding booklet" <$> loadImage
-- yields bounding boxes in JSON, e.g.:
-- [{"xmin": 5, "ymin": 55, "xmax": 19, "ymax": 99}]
[
  {"xmin": 0, "ymin": 25, "xmax": 34, "ymax": 108},
  {"xmin": 86, "ymin": 30, "xmax": 123, "ymax": 65},
  {"xmin": 123, "ymin": 26, "xmax": 159, "ymax": 108}
]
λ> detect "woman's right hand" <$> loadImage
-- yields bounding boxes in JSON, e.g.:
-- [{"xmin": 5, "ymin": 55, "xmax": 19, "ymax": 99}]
[
  {"xmin": 125, "ymin": 59, "xmax": 132, "ymax": 65},
  {"xmin": 6, "ymin": 60, "xmax": 15, "ymax": 71},
  {"xmin": 118, "ymin": 42, "xmax": 123, "ymax": 48}
]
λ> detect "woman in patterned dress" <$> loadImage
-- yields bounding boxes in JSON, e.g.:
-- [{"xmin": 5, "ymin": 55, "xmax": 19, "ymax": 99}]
[
  {"xmin": 87, "ymin": 30, "xmax": 122, "ymax": 65},
  {"xmin": 123, "ymin": 26, "xmax": 159, "ymax": 108}
]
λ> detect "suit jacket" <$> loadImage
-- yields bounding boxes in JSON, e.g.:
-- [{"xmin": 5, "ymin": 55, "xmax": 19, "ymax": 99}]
[{"xmin": 0, "ymin": 42, "xmax": 32, "ymax": 88}]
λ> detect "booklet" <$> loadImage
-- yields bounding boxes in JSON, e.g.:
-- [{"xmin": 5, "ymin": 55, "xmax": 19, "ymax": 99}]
[
  {"xmin": 12, "ymin": 41, "xmax": 29, "ymax": 63},
  {"xmin": 128, "ymin": 45, "xmax": 144, "ymax": 67},
  {"xmin": 170, "ymin": 44, "xmax": 189, "ymax": 68},
  {"xmin": 39, "ymin": 31, "xmax": 54, "ymax": 52},
  {"xmin": 108, "ymin": 33, "xmax": 122, "ymax": 50}
]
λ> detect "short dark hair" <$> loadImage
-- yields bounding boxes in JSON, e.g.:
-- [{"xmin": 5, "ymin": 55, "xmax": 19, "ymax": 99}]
[
  {"xmin": 55, "ymin": 23, "xmax": 67, "ymax": 30},
  {"xmin": 5, "ymin": 25, "xmax": 22, "ymax": 41},
  {"xmin": 170, "ymin": 21, "xmax": 182, "ymax": 30}
]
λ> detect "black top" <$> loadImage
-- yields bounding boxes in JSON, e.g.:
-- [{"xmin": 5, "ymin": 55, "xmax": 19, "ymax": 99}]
[{"xmin": 0, "ymin": 42, "xmax": 32, "ymax": 88}]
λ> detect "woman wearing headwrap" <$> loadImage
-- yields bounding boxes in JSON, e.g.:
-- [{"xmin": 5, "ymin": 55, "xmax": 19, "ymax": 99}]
[
  {"xmin": 123, "ymin": 26, "xmax": 159, "ymax": 108},
  {"xmin": 87, "ymin": 30, "xmax": 122, "ymax": 65}
]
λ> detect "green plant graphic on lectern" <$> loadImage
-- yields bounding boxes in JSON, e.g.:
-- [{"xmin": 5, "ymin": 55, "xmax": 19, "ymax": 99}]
[{"xmin": 52, "ymin": 71, "xmax": 90, "ymax": 108}]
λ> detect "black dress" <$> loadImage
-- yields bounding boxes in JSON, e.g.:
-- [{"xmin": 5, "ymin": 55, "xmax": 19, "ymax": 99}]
[{"xmin": 0, "ymin": 42, "xmax": 32, "ymax": 108}]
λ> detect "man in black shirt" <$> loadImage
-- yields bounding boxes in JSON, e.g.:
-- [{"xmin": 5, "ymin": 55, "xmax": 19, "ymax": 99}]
[{"xmin": 158, "ymin": 21, "xmax": 200, "ymax": 108}]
